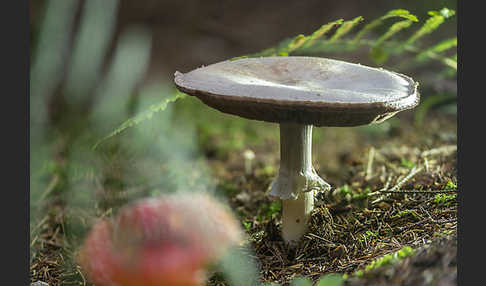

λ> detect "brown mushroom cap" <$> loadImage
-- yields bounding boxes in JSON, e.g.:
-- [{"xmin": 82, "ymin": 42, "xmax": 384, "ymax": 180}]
[{"xmin": 174, "ymin": 56, "xmax": 419, "ymax": 126}]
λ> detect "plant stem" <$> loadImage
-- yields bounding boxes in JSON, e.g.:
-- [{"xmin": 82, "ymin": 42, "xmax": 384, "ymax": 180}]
[{"xmin": 269, "ymin": 122, "xmax": 330, "ymax": 243}]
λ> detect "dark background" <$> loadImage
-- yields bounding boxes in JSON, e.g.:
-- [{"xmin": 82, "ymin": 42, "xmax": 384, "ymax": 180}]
[{"xmin": 29, "ymin": 0, "xmax": 456, "ymax": 85}]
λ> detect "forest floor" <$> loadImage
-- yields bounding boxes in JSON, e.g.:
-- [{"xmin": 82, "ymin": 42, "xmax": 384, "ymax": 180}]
[
  {"xmin": 29, "ymin": 1, "xmax": 458, "ymax": 285},
  {"xmin": 30, "ymin": 94, "xmax": 457, "ymax": 286}
]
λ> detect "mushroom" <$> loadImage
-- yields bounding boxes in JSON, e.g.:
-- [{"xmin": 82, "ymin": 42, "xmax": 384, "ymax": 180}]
[
  {"xmin": 243, "ymin": 149, "xmax": 256, "ymax": 175},
  {"xmin": 78, "ymin": 192, "xmax": 243, "ymax": 286},
  {"xmin": 174, "ymin": 56, "xmax": 419, "ymax": 243}
]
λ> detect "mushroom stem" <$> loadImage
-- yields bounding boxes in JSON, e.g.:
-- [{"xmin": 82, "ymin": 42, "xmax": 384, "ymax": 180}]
[
  {"xmin": 281, "ymin": 190, "xmax": 315, "ymax": 243},
  {"xmin": 269, "ymin": 122, "xmax": 331, "ymax": 243}
]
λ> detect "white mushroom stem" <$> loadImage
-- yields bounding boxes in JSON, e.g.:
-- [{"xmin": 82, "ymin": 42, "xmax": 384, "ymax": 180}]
[{"xmin": 269, "ymin": 122, "xmax": 331, "ymax": 243}]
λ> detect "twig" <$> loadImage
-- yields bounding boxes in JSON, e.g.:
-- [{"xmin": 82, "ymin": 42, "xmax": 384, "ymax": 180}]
[
  {"xmin": 423, "ymin": 157, "xmax": 430, "ymax": 172},
  {"xmin": 304, "ymin": 233, "xmax": 336, "ymax": 247},
  {"xmin": 396, "ymin": 217, "xmax": 457, "ymax": 232},
  {"xmin": 367, "ymin": 174, "xmax": 393, "ymax": 197},
  {"xmin": 421, "ymin": 145, "xmax": 457, "ymax": 157},
  {"xmin": 377, "ymin": 189, "xmax": 457, "ymax": 194},
  {"xmin": 372, "ymin": 166, "xmax": 424, "ymax": 204},
  {"xmin": 77, "ymin": 266, "xmax": 86, "ymax": 286},
  {"xmin": 365, "ymin": 147, "xmax": 375, "ymax": 180}
]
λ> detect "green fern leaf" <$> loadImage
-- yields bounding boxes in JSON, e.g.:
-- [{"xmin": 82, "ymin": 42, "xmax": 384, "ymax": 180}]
[
  {"xmin": 384, "ymin": 9, "xmax": 419, "ymax": 21},
  {"xmin": 370, "ymin": 46, "xmax": 389, "ymax": 64},
  {"xmin": 369, "ymin": 20, "xmax": 413, "ymax": 64},
  {"xmin": 376, "ymin": 20, "xmax": 414, "ymax": 46},
  {"xmin": 441, "ymin": 56, "xmax": 457, "ymax": 70},
  {"xmin": 329, "ymin": 16, "xmax": 363, "ymax": 43},
  {"xmin": 234, "ymin": 7, "xmax": 455, "ymax": 71},
  {"xmin": 353, "ymin": 9, "xmax": 418, "ymax": 42},
  {"xmin": 416, "ymin": 37, "xmax": 457, "ymax": 61},
  {"xmin": 92, "ymin": 89, "xmax": 187, "ymax": 150},
  {"xmin": 302, "ymin": 19, "xmax": 344, "ymax": 48},
  {"xmin": 287, "ymin": 34, "xmax": 308, "ymax": 52},
  {"xmin": 404, "ymin": 8, "xmax": 455, "ymax": 47},
  {"xmin": 433, "ymin": 7, "xmax": 456, "ymax": 18},
  {"xmin": 297, "ymin": 41, "xmax": 358, "ymax": 55},
  {"xmin": 246, "ymin": 19, "xmax": 345, "ymax": 57}
]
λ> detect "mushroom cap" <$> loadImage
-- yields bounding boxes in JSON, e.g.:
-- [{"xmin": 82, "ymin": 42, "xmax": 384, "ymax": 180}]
[
  {"xmin": 78, "ymin": 193, "xmax": 243, "ymax": 286},
  {"xmin": 174, "ymin": 56, "xmax": 419, "ymax": 126}
]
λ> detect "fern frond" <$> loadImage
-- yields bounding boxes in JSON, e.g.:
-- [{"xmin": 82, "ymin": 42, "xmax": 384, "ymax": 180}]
[
  {"xmin": 329, "ymin": 16, "xmax": 363, "ymax": 43},
  {"xmin": 369, "ymin": 19, "xmax": 415, "ymax": 64},
  {"xmin": 287, "ymin": 34, "xmax": 309, "ymax": 53},
  {"xmin": 233, "ymin": 6, "xmax": 455, "ymax": 72},
  {"xmin": 93, "ymin": 90, "xmax": 187, "ymax": 150},
  {"xmin": 375, "ymin": 20, "xmax": 414, "ymax": 46},
  {"xmin": 353, "ymin": 9, "xmax": 418, "ymax": 43},
  {"xmin": 239, "ymin": 19, "xmax": 345, "ymax": 58},
  {"xmin": 416, "ymin": 37, "xmax": 457, "ymax": 61},
  {"xmin": 297, "ymin": 40, "xmax": 360, "ymax": 54},
  {"xmin": 302, "ymin": 19, "xmax": 344, "ymax": 48},
  {"xmin": 404, "ymin": 8, "xmax": 455, "ymax": 47},
  {"xmin": 441, "ymin": 57, "xmax": 457, "ymax": 70},
  {"xmin": 415, "ymin": 49, "xmax": 457, "ymax": 70},
  {"xmin": 277, "ymin": 19, "xmax": 346, "ymax": 54}
]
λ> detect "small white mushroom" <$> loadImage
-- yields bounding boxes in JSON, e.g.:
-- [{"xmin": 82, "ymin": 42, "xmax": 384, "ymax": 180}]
[{"xmin": 243, "ymin": 149, "xmax": 256, "ymax": 175}]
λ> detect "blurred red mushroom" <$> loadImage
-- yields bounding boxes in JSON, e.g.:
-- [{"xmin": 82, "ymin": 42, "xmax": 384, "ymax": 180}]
[{"xmin": 78, "ymin": 193, "xmax": 243, "ymax": 286}]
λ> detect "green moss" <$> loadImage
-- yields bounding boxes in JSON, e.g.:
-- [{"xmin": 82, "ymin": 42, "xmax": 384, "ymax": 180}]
[
  {"xmin": 354, "ymin": 246, "xmax": 416, "ymax": 277},
  {"xmin": 258, "ymin": 201, "xmax": 282, "ymax": 221},
  {"xmin": 367, "ymin": 230, "xmax": 379, "ymax": 239},
  {"xmin": 392, "ymin": 210, "xmax": 420, "ymax": 219},
  {"xmin": 445, "ymin": 180, "xmax": 457, "ymax": 190},
  {"xmin": 400, "ymin": 158, "xmax": 415, "ymax": 169},
  {"xmin": 337, "ymin": 184, "xmax": 353, "ymax": 196},
  {"xmin": 333, "ymin": 185, "xmax": 370, "ymax": 209},
  {"xmin": 434, "ymin": 193, "xmax": 456, "ymax": 205},
  {"xmin": 242, "ymin": 219, "xmax": 252, "ymax": 230}
]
